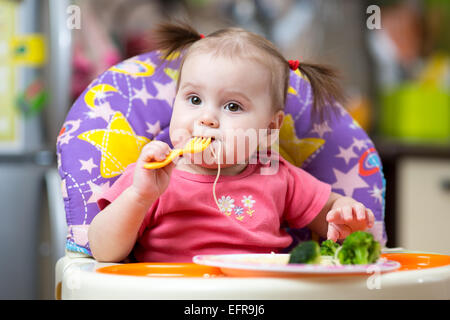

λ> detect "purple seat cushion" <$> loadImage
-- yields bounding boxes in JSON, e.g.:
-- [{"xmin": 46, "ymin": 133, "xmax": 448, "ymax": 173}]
[{"xmin": 57, "ymin": 51, "xmax": 386, "ymax": 256}]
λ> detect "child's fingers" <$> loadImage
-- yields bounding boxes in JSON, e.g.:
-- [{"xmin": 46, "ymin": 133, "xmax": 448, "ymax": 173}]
[
  {"xmin": 148, "ymin": 140, "xmax": 172, "ymax": 154},
  {"xmin": 341, "ymin": 205, "xmax": 354, "ymax": 222},
  {"xmin": 327, "ymin": 223, "xmax": 340, "ymax": 242},
  {"xmin": 336, "ymin": 223, "xmax": 353, "ymax": 239},
  {"xmin": 141, "ymin": 142, "xmax": 171, "ymax": 162},
  {"xmin": 142, "ymin": 147, "xmax": 167, "ymax": 162},
  {"xmin": 328, "ymin": 223, "xmax": 352, "ymax": 241},
  {"xmin": 353, "ymin": 203, "xmax": 366, "ymax": 221},
  {"xmin": 366, "ymin": 209, "xmax": 375, "ymax": 228},
  {"xmin": 326, "ymin": 209, "xmax": 345, "ymax": 224}
]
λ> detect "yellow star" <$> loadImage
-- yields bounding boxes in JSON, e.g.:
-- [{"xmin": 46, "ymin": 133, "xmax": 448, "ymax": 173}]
[
  {"xmin": 274, "ymin": 114, "xmax": 325, "ymax": 167},
  {"xmin": 78, "ymin": 112, "xmax": 150, "ymax": 178}
]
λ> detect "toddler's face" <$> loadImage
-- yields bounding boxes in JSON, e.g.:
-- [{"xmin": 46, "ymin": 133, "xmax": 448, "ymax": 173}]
[{"xmin": 169, "ymin": 52, "xmax": 283, "ymax": 169}]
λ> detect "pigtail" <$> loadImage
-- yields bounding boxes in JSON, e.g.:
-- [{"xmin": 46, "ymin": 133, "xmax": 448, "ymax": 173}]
[
  {"xmin": 296, "ymin": 62, "xmax": 346, "ymax": 120},
  {"xmin": 153, "ymin": 21, "xmax": 203, "ymax": 60}
]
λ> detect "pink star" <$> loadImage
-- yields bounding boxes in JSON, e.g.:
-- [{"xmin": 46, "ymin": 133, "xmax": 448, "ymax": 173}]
[
  {"xmin": 79, "ymin": 158, "xmax": 98, "ymax": 174},
  {"xmin": 351, "ymin": 137, "xmax": 367, "ymax": 151},
  {"xmin": 146, "ymin": 120, "xmax": 161, "ymax": 136},
  {"xmin": 86, "ymin": 101, "xmax": 115, "ymax": 122},
  {"xmin": 132, "ymin": 86, "xmax": 153, "ymax": 106},
  {"xmin": 93, "ymin": 87, "xmax": 112, "ymax": 101},
  {"xmin": 311, "ymin": 121, "xmax": 332, "ymax": 138},
  {"xmin": 152, "ymin": 81, "xmax": 176, "ymax": 108},
  {"xmin": 57, "ymin": 133, "xmax": 73, "ymax": 145},
  {"xmin": 332, "ymin": 163, "xmax": 369, "ymax": 197},
  {"xmin": 369, "ymin": 184, "xmax": 383, "ymax": 203},
  {"xmin": 335, "ymin": 145, "xmax": 358, "ymax": 165},
  {"xmin": 86, "ymin": 180, "xmax": 111, "ymax": 204},
  {"xmin": 69, "ymin": 225, "xmax": 90, "ymax": 246}
]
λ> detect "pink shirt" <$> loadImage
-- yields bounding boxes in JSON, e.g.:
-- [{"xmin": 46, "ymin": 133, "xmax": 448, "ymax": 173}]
[{"xmin": 98, "ymin": 153, "xmax": 331, "ymax": 262}]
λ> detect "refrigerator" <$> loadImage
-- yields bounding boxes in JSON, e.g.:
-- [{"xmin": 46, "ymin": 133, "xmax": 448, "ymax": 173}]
[{"xmin": 0, "ymin": 0, "xmax": 71, "ymax": 299}]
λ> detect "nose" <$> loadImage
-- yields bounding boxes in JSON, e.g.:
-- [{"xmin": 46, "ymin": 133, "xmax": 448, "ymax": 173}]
[{"xmin": 199, "ymin": 112, "xmax": 219, "ymax": 128}]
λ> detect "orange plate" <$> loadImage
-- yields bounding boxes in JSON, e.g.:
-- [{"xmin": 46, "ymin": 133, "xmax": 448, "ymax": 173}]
[
  {"xmin": 97, "ymin": 262, "xmax": 224, "ymax": 278},
  {"xmin": 381, "ymin": 253, "xmax": 450, "ymax": 272},
  {"xmin": 97, "ymin": 254, "xmax": 450, "ymax": 278}
]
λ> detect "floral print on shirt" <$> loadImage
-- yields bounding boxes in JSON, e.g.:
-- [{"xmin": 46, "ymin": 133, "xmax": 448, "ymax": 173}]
[
  {"xmin": 241, "ymin": 195, "xmax": 255, "ymax": 216},
  {"xmin": 218, "ymin": 196, "xmax": 235, "ymax": 216},
  {"xmin": 218, "ymin": 195, "xmax": 256, "ymax": 221}
]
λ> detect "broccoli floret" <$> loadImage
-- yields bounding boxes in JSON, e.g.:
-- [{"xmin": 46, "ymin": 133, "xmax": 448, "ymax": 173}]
[
  {"xmin": 337, "ymin": 231, "xmax": 381, "ymax": 265},
  {"xmin": 368, "ymin": 240, "xmax": 381, "ymax": 263},
  {"xmin": 288, "ymin": 240, "xmax": 321, "ymax": 264},
  {"xmin": 320, "ymin": 239, "xmax": 340, "ymax": 256}
]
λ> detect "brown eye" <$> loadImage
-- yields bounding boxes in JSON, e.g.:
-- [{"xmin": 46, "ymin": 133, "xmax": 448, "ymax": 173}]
[
  {"xmin": 189, "ymin": 96, "xmax": 202, "ymax": 105},
  {"xmin": 225, "ymin": 102, "xmax": 242, "ymax": 112}
]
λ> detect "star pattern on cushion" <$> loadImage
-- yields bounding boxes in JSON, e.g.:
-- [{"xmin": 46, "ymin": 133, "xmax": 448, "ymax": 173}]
[
  {"xmin": 59, "ymin": 50, "xmax": 388, "ymax": 254},
  {"xmin": 77, "ymin": 112, "xmax": 150, "ymax": 178},
  {"xmin": 277, "ymin": 114, "xmax": 324, "ymax": 167},
  {"xmin": 332, "ymin": 163, "xmax": 370, "ymax": 197}
]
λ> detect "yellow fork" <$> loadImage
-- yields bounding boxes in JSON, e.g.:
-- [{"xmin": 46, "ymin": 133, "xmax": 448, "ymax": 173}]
[{"xmin": 143, "ymin": 137, "xmax": 212, "ymax": 169}]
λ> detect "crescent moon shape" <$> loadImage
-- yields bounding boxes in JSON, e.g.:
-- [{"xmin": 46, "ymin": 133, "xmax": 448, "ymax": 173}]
[
  {"xmin": 109, "ymin": 60, "xmax": 155, "ymax": 77},
  {"xmin": 164, "ymin": 67, "xmax": 179, "ymax": 81},
  {"xmin": 84, "ymin": 84, "xmax": 118, "ymax": 109}
]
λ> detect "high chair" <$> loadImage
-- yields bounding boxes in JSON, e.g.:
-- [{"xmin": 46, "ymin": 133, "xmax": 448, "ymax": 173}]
[{"xmin": 55, "ymin": 50, "xmax": 450, "ymax": 300}]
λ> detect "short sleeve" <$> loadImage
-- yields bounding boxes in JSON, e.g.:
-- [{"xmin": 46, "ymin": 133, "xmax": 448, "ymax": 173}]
[
  {"xmin": 96, "ymin": 162, "xmax": 159, "ymax": 239},
  {"xmin": 283, "ymin": 159, "xmax": 332, "ymax": 228},
  {"xmin": 97, "ymin": 163, "xmax": 136, "ymax": 210}
]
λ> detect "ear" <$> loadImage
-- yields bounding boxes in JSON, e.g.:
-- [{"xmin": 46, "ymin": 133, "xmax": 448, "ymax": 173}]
[
  {"xmin": 260, "ymin": 110, "xmax": 284, "ymax": 148},
  {"xmin": 268, "ymin": 110, "xmax": 285, "ymax": 130}
]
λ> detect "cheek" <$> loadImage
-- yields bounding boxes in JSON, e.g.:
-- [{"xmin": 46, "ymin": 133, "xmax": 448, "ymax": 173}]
[
  {"xmin": 169, "ymin": 101, "xmax": 195, "ymax": 146},
  {"xmin": 169, "ymin": 124, "xmax": 191, "ymax": 148}
]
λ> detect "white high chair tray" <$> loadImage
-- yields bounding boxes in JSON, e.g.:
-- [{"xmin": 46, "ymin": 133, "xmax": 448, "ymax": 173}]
[
  {"xmin": 55, "ymin": 249, "xmax": 450, "ymax": 300},
  {"xmin": 193, "ymin": 253, "xmax": 400, "ymax": 276}
]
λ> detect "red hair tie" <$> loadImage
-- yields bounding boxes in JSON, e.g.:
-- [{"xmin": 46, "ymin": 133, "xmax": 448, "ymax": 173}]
[
  {"xmin": 288, "ymin": 59, "xmax": 300, "ymax": 70},
  {"xmin": 199, "ymin": 34, "xmax": 205, "ymax": 39}
]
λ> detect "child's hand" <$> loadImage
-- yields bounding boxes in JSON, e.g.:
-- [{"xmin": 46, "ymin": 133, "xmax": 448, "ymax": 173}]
[
  {"xmin": 132, "ymin": 141, "xmax": 176, "ymax": 201},
  {"xmin": 326, "ymin": 197, "xmax": 375, "ymax": 242}
]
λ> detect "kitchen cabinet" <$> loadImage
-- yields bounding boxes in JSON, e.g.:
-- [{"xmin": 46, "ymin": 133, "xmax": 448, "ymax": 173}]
[
  {"xmin": 376, "ymin": 139, "xmax": 450, "ymax": 254},
  {"xmin": 397, "ymin": 157, "xmax": 450, "ymax": 254}
]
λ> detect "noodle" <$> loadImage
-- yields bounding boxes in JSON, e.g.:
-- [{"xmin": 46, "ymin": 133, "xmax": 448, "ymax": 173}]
[{"xmin": 210, "ymin": 140, "xmax": 222, "ymax": 211}]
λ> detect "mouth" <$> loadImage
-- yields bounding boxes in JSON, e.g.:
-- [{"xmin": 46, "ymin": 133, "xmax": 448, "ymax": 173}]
[{"xmin": 194, "ymin": 135, "xmax": 217, "ymax": 142}]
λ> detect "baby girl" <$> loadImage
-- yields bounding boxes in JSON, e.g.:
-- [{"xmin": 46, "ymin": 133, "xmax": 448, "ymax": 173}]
[{"xmin": 88, "ymin": 23, "xmax": 375, "ymax": 262}]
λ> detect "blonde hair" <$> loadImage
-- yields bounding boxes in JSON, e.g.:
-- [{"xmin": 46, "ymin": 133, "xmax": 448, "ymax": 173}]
[{"xmin": 153, "ymin": 21, "xmax": 345, "ymax": 118}]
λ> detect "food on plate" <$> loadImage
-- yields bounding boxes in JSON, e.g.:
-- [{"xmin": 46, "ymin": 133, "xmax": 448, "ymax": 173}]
[
  {"xmin": 288, "ymin": 231, "xmax": 381, "ymax": 265},
  {"xmin": 337, "ymin": 231, "xmax": 381, "ymax": 265},
  {"xmin": 320, "ymin": 239, "xmax": 340, "ymax": 256},
  {"xmin": 288, "ymin": 240, "xmax": 321, "ymax": 264}
]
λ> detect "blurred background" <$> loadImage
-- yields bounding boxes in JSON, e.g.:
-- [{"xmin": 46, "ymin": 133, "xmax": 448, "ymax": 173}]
[{"xmin": 0, "ymin": 0, "xmax": 448, "ymax": 299}]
